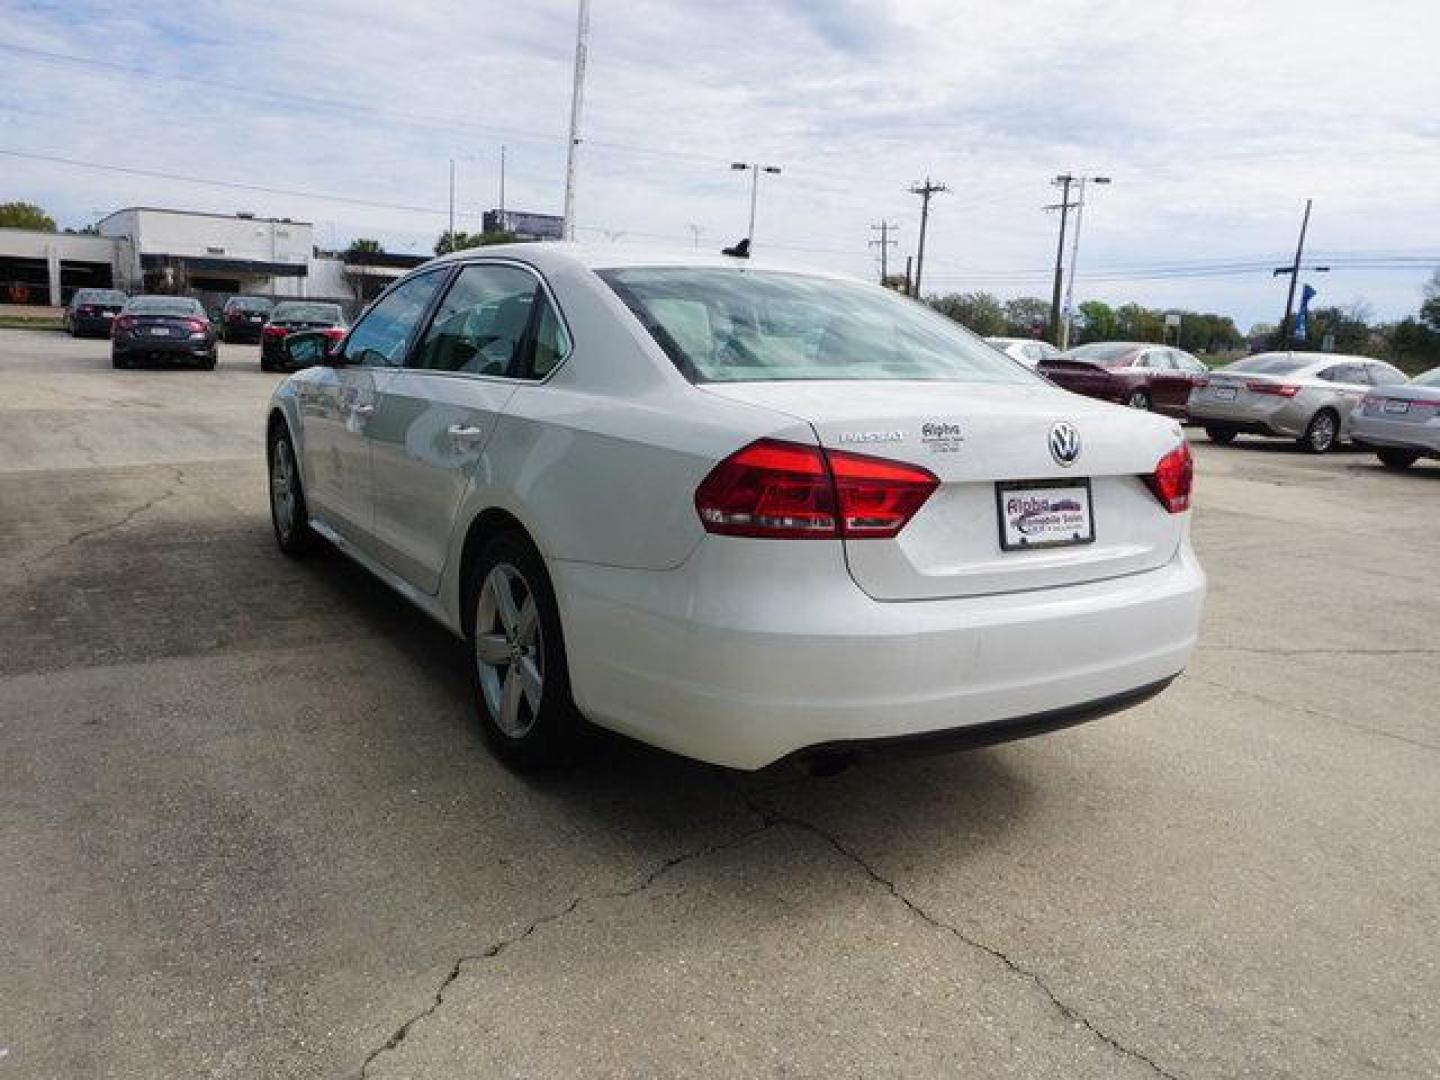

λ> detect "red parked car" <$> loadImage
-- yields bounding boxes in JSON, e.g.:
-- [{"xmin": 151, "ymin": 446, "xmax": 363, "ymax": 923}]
[{"xmin": 1038, "ymin": 342, "xmax": 1209, "ymax": 419}]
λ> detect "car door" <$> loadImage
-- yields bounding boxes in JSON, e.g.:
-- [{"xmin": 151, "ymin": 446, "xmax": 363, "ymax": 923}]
[
  {"xmin": 299, "ymin": 269, "xmax": 449, "ymax": 552},
  {"xmin": 1148, "ymin": 349, "xmax": 1196, "ymax": 415},
  {"xmin": 367, "ymin": 261, "xmax": 571, "ymax": 594}
]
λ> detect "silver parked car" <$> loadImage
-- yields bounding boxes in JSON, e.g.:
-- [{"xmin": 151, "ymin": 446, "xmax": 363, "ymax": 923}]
[
  {"xmin": 986, "ymin": 336, "xmax": 1063, "ymax": 368},
  {"xmin": 1350, "ymin": 366, "xmax": 1440, "ymax": 469},
  {"xmin": 1188, "ymin": 352, "xmax": 1409, "ymax": 453}
]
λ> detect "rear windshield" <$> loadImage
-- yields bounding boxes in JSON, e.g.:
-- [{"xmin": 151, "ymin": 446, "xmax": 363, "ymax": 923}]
[
  {"xmin": 75, "ymin": 289, "xmax": 126, "ymax": 305},
  {"xmin": 126, "ymin": 297, "xmax": 203, "ymax": 317},
  {"xmin": 1412, "ymin": 367, "xmax": 1440, "ymax": 387},
  {"xmin": 1225, "ymin": 355, "xmax": 1309, "ymax": 375},
  {"xmin": 226, "ymin": 297, "xmax": 272, "ymax": 312},
  {"xmin": 272, "ymin": 302, "xmax": 342, "ymax": 323},
  {"xmin": 1066, "ymin": 342, "xmax": 1138, "ymax": 365},
  {"xmin": 598, "ymin": 267, "xmax": 1037, "ymax": 385}
]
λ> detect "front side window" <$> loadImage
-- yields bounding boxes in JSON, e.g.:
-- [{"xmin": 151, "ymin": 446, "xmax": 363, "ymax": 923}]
[
  {"xmin": 342, "ymin": 270, "xmax": 446, "ymax": 368},
  {"xmin": 600, "ymin": 267, "xmax": 1038, "ymax": 385},
  {"xmin": 413, "ymin": 263, "xmax": 569, "ymax": 379}
]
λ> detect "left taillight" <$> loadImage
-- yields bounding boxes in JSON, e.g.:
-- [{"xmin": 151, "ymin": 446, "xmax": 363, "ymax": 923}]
[
  {"xmin": 262, "ymin": 324, "xmax": 288, "ymax": 339},
  {"xmin": 694, "ymin": 438, "xmax": 938, "ymax": 540},
  {"xmin": 185, "ymin": 318, "xmax": 208, "ymax": 333},
  {"xmin": 1145, "ymin": 442, "xmax": 1194, "ymax": 514},
  {"xmin": 322, "ymin": 327, "xmax": 346, "ymax": 342},
  {"xmin": 113, "ymin": 315, "xmax": 135, "ymax": 334}
]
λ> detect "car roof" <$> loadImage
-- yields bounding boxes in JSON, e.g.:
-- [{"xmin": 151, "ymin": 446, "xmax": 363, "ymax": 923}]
[{"xmin": 424, "ymin": 241, "xmax": 862, "ymax": 283}]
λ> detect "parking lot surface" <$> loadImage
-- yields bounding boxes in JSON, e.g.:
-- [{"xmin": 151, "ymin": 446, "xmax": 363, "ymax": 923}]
[{"xmin": 1, "ymin": 328, "xmax": 1436, "ymax": 1079}]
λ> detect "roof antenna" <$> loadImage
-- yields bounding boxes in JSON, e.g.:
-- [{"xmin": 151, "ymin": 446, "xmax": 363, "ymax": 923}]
[{"xmin": 721, "ymin": 237, "xmax": 751, "ymax": 259}]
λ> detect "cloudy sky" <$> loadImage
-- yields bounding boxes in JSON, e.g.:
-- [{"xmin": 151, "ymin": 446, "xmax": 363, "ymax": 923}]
[{"xmin": 4, "ymin": 0, "xmax": 1437, "ymax": 326}]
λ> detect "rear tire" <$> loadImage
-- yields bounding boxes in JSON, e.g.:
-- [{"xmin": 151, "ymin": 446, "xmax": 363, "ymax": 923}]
[
  {"xmin": 267, "ymin": 424, "xmax": 319, "ymax": 555},
  {"xmin": 1377, "ymin": 448, "xmax": 1420, "ymax": 470},
  {"xmin": 1300, "ymin": 409, "xmax": 1339, "ymax": 454},
  {"xmin": 466, "ymin": 532, "xmax": 582, "ymax": 769},
  {"xmin": 1204, "ymin": 424, "xmax": 1237, "ymax": 445}
]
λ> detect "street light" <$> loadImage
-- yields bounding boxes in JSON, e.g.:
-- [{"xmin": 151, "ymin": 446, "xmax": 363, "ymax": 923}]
[
  {"xmin": 1060, "ymin": 175, "xmax": 1110, "ymax": 351},
  {"xmin": 731, "ymin": 162, "xmax": 782, "ymax": 248}
]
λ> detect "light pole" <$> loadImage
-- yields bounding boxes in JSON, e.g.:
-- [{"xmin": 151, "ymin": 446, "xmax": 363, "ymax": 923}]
[
  {"xmin": 562, "ymin": 0, "xmax": 591, "ymax": 241},
  {"xmin": 731, "ymin": 162, "xmax": 782, "ymax": 247},
  {"xmin": 1060, "ymin": 175, "xmax": 1110, "ymax": 351}
]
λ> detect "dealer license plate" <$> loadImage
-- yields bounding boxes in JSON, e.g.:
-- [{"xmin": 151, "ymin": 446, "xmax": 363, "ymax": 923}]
[
  {"xmin": 1384, "ymin": 399, "xmax": 1411, "ymax": 414},
  {"xmin": 147, "ymin": 327, "xmax": 171, "ymax": 336},
  {"xmin": 1213, "ymin": 386, "xmax": 1238, "ymax": 401},
  {"xmin": 996, "ymin": 480, "xmax": 1095, "ymax": 551}
]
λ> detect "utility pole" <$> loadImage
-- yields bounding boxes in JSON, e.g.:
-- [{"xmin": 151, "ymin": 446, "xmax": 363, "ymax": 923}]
[
  {"xmin": 1046, "ymin": 174, "xmax": 1079, "ymax": 347},
  {"xmin": 1275, "ymin": 199, "xmax": 1315, "ymax": 343},
  {"xmin": 447, "ymin": 158, "xmax": 456, "ymax": 242},
  {"xmin": 499, "ymin": 145, "xmax": 507, "ymax": 215},
  {"xmin": 1060, "ymin": 175, "xmax": 1111, "ymax": 350},
  {"xmin": 904, "ymin": 255, "xmax": 913, "ymax": 298},
  {"xmin": 908, "ymin": 178, "xmax": 947, "ymax": 299},
  {"xmin": 869, "ymin": 220, "xmax": 898, "ymax": 283},
  {"xmin": 686, "ymin": 223, "xmax": 703, "ymax": 250},
  {"xmin": 562, "ymin": 0, "xmax": 591, "ymax": 241}
]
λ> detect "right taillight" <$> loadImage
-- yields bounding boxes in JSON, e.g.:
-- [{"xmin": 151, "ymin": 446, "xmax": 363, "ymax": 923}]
[
  {"xmin": 1146, "ymin": 442, "xmax": 1193, "ymax": 514},
  {"xmin": 694, "ymin": 439, "xmax": 938, "ymax": 539},
  {"xmin": 1246, "ymin": 381, "xmax": 1300, "ymax": 397},
  {"xmin": 262, "ymin": 324, "xmax": 288, "ymax": 339},
  {"xmin": 113, "ymin": 315, "xmax": 135, "ymax": 335}
]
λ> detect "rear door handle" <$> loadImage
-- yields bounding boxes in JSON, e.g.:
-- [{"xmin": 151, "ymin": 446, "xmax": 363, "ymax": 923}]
[
  {"xmin": 353, "ymin": 404, "xmax": 375, "ymax": 418},
  {"xmin": 448, "ymin": 424, "xmax": 485, "ymax": 440}
]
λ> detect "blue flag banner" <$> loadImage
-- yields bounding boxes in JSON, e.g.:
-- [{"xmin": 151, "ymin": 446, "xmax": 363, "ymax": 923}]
[{"xmin": 1294, "ymin": 284, "xmax": 1317, "ymax": 340}]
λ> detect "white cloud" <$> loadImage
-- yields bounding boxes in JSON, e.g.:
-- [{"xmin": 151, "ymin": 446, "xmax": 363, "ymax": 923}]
[{"xmin": 1, "ymin": 0, "xmax": 1437, "ymax": 324}]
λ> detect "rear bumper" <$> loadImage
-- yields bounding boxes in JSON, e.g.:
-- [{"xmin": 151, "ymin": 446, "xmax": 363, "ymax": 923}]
[
  {"xmin": 554, "ymin": 538, "xmax": 1205, "ymax": 770},
  {"xmin": 224, "ymin": 323, "xmax": 265, "ymax": 342},
  {"xmin": 73, "ymin": 316, "xmax": 116, "ymax": 336},
  {"xmin": 1188, "ymin": 397, "xmax": 1306, "ymax": 437},
  {"xmin": 113, "ymin": 337, "xmax": 215, "ymax": 361},
  {"xmin": 1350, "ymin": 413, "xmax": 1440, "ymax": 455}
]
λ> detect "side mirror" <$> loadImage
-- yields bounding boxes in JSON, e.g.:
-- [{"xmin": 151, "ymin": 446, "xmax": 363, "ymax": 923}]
[{"xmin": 282, "ymin": 330, "xmax": 338, "ymax": 369}]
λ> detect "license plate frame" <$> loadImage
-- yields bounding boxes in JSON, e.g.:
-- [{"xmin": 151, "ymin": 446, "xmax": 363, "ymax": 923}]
[
  {"xmin": 995, "ymin": 479, "xmax": 1096, "ymax": 552},
  {"xmin": 1213, "ymin": 386, "xmax": 1238, "ymax": 401},
  {"xmin": 1384, "ymin": 399, "xmax": 1411, "ymax": 414}
]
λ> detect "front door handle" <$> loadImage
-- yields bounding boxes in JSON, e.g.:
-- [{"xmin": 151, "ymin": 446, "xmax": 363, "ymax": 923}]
[
  {"xmin": 448, "ymin": 424, "xmax": 485, "ymax": 440},
  {"xmin": 353, "ymin": 404, "xmax": 376, "ymax": 418}
]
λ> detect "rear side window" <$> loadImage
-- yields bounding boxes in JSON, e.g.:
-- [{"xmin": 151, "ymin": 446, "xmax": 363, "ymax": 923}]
[
  {"xmin": 1319, "ymin": 364, "xmax": 1368, "ymax": 385},
  {"xmin": 342, "ymin": 270, "xmax": 446, "ymax": 368},
  {"xmin": 412, "ymin": 263, "xmax": 568, "ymax": 379}
]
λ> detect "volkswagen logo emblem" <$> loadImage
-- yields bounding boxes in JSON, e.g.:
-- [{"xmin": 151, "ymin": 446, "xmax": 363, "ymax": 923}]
[{"xmin": 1049, "ymin": 422, "xmax": 1081, "ymax": 466}]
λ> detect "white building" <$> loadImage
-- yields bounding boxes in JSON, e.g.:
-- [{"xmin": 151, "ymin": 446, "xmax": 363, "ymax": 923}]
[{"xmin": 0, "ymin": 206, "xmax": 427, "ymax": 310}]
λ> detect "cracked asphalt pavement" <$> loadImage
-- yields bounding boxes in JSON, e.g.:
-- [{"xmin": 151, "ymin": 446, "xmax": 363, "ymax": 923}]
[{"xmin": 1, "ymin": 329, "xmax": 1437, "ymax": 1078}]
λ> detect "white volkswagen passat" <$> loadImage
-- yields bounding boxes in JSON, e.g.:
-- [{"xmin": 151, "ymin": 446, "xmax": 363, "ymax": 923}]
[{"xmin": 266, "ymin": 246, "xmax": 1205, "ymax": 770}]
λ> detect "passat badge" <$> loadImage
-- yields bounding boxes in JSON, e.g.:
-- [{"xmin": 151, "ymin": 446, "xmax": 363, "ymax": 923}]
[
  {"xmin": 1049, "ymin": 422, "xmax": 1081, "ymax": 466},
  {"xmin": 838, "ymin": 430, "xmax": 903, "ymax": 444}
]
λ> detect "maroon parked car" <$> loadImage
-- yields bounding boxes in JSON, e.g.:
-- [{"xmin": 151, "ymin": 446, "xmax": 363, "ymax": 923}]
[{"xmin": 1038, "ymin": 342, "xmax": 1209, "ymax": 419}]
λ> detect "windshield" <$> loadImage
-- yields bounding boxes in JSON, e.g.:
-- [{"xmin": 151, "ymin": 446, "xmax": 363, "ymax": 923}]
[
  {"xmin": 1066, "ymin": 342, "xmax": 1139, "ymax": 365},
  {"xmin": 227, "ymin": 297, "xmax": 272, "ymax": 312},
  {"xmin": 599, "ymin": 268, "xmax": 1038, "ymax": 385},
  {"xmin": 76, "ymin": 289, "xmax": 126, "ymax": 305},
  {"xmin": 1225, "ymin": 354, "xmax": 1309, "ymax": 375},
  {"xmin": 273, "ymin": 302, "xmax": 342, "ymax": 323},
  {"xmin": 126, "ymin": 297, "xmax": 203, "ymax": 317}
]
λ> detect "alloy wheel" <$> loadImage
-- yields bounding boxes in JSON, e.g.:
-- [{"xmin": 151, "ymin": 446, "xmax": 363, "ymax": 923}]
[
  {"xmin": 474, "ymin": 563, "xmax": 544, "ymax": 739},
  {"xmin": 1308, "ymin": 412, "xmax": 1337, "ymax": 452},
  {"xmin": 270, "ymin": 437, "xmax": 297, "ymax": 540}
]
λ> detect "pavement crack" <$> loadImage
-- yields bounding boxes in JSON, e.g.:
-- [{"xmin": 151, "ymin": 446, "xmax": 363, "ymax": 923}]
[
  {"xmin": 743, "ymin": 792, "xmax": 1182, "ymax": 1080},
  {"xmin": 355, "ymin": 816, "xmax": 774, "ymax": 1078},
  {"xmin": 25, "ymin": 466, "xmax": 186, "ymax": 567}
]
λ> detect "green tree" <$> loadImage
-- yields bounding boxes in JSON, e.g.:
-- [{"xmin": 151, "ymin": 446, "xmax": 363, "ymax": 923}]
[
  {"xmin": 1304, "ymin": 305, "xmax": 1370, "ymax": 354},
  {"xmin": 0, "ymin": 201, "xmax": 56, "ymax": 231},
  {"xmin": 1113, "ymin": 303, "xmax": 1165, "ymax": 342},
  {"xmin": 435, "ymin": 229, "xmax": 517, "ymax": 255},
  {"xmin": 1419, "ymin": 269, "xmax": 1440, "ymax": 332},
  {"xmin": 929, "ymin": 291, "xmax": 1006, "ymax": 335},
  {"xmin": 1002, "ymin": 297, "xmax": 1050, "ymax": 337},
  {"xmin": 347, "ymin": 238, "xmax": 383, "ymax": 254},
  {"xmin": 1075, "ymin": 300, "xmax": 1116, "ymax": 343}
]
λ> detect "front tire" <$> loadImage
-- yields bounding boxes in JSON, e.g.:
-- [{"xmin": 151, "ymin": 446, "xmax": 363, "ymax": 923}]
[
  {"xmin": 1377, "ymin": 448, "xmax": 1420, "ymax": 470},
  {"xmin": 1205, "ymin": 424, "xmax": 1237, "ymax": 445},
  {"xmin": 466, "ymin": 533, "xmax": 581, "ymax": 769},
  {"xmin": 268, "ymin": 425, "xmax": 319, "ymax": 555},
  {"xmin": 1300, "ymin": 409, "xmax": 1339, "ymax": 454}
]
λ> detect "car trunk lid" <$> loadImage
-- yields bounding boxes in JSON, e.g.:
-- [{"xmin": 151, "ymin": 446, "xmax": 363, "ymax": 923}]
[{"xmin": 700, "ymin": 380, "xmax": 1187, "ymax": 600}]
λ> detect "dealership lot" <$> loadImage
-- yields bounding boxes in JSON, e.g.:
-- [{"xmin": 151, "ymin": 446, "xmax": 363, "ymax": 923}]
[{"xmin": 1, "ymin": 328, "xmax": 1436, "ymax": 1078}]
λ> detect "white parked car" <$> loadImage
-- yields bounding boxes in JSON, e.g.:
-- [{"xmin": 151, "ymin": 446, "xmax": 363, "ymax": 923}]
[
  {"xmin": 1188, "ymin": 352, "xmax": 1409, "ymax": 453},
  {"xmin": 266, "ymin": 246, "xmax": 1205, "ymax": 770},
  {"xmin": 987, "ymin": 336, "xmax": 1063, "ymax": 368}
]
